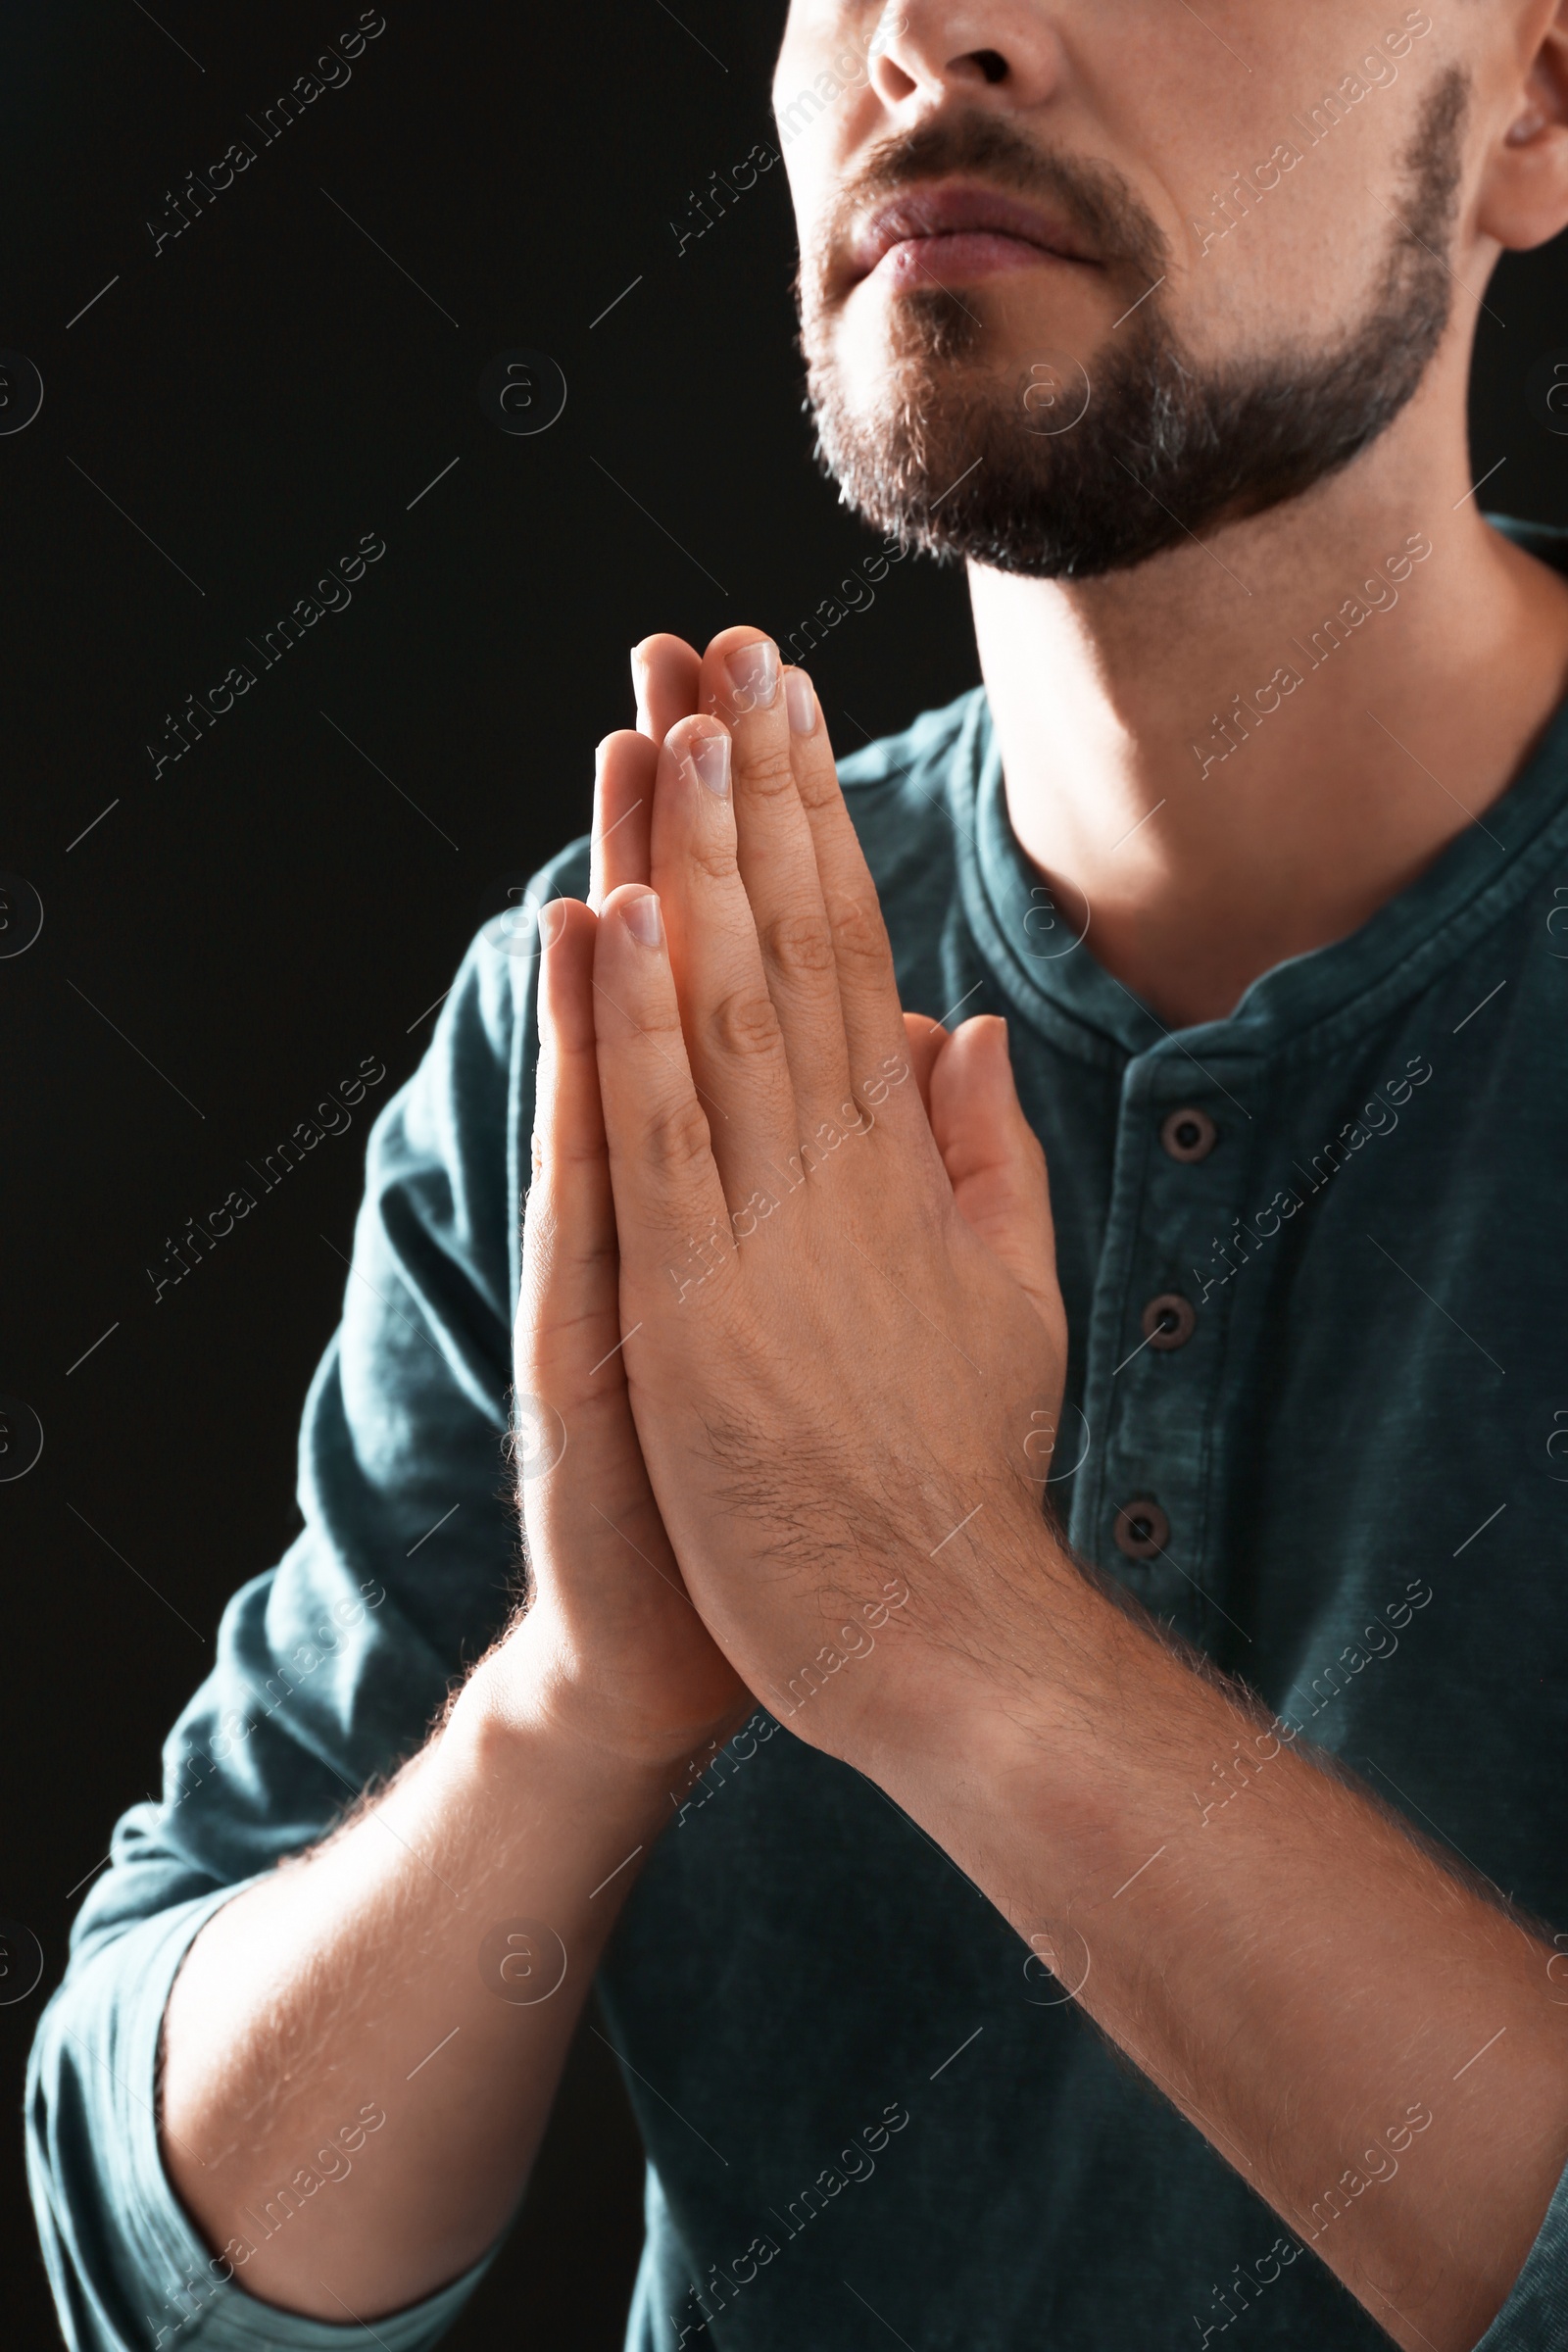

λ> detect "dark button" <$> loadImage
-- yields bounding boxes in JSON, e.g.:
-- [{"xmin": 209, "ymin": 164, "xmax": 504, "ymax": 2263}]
[
  {"xmin": 1113, "ymin": 1498, "xmax": 1170, "ymax": 1561},
  {"xmin": 1160, "ymin": 1106, "xmax": 1217, "ymax": 1163},
  {"xmin": 1142, "ymin": 1292, "xmax": 1197, "ymax": 1351}
]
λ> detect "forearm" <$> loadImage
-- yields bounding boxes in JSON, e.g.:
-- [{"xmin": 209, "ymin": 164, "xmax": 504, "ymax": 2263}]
[
  {"xmin": 877, "ymin": 1525, "xmax": 1568, "ymax": 2352},
  {"xmin": 160, "ymin": 1619, "xmax": 675, "ymax": 2323}
]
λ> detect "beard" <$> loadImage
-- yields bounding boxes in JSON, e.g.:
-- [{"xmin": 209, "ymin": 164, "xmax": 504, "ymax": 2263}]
[{"xmin": 802, "ymin": 74, "xmax": 1469, "ymax": 581}]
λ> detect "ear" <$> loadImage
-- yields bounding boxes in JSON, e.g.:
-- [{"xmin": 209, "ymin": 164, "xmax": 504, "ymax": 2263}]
[{"xmin": 1478, "ymin": 5, "xmax": 1568, "ymax": 250}]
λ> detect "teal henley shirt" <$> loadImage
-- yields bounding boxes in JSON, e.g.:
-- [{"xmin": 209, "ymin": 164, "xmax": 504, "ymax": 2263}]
[{"xmin": 28, "ymin": 517, "xmax": 1568, "ymax": 2352}]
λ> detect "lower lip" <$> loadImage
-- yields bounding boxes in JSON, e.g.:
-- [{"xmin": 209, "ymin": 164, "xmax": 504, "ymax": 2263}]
[{"xmin": 868, "ymin": 230, "xmax": 1083, "ymax": 288}]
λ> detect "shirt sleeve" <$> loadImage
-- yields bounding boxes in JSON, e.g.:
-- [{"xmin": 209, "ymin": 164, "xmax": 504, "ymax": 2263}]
[
  {"xmin": 25, "ymin": 844, "xmax": 588, "ymax": 2352},
  {"xmin": 1474, "ymin": 2152, "xmax": 1568, "ymax": 2349}
]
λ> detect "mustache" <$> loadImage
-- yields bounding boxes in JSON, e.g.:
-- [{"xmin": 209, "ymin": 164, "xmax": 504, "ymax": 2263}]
[{"xmin": 816, "ymin": 110, "xmax": 1171, "ymax": 288}]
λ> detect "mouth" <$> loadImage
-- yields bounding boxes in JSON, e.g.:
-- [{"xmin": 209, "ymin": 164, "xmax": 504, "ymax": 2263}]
[{"xmin": 847, "ymin": 181, "xmax": 1104, "ymax": 293}]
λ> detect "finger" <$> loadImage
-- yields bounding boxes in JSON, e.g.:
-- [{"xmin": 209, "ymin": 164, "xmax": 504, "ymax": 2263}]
[
  {"xmin": 648, "ymin": 712, "xmax": 804, "ymax": 1196},
  {"xmin": 928, "ymin": 1017, "xmax": 1061, "ymax": 1333},
  {"xmin": 778, "ymin": 665, "xmax": 911, "ymax": 1103},
  {"xmin": 632, "ymin": 634, "xmax": 702, "ymax": 743},
  {"xmin": 523, "ymin": 899, "xmax": 693, "ymax": 1591},
  {"xmin": 902, "ymin": 1012, "xmax": 948, "ymax": 1120},
  {"xmin": 593, "ymin": 882, "xmax": 733, "ymax": 1307},
  {"xmin": 520, "ymin": 900, "xmax": 623, "ymax": 1405},
  {"xmin": 590, "ymin": 730, "xmax": 658, "ymax": 909},
  {"xmin": 695, "ymin": 626, "xmax": 857, "ymax": 1127}
]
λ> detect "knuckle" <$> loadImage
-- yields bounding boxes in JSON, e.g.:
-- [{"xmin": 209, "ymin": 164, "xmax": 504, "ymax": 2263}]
[
  {"xmin": 829, "ymin": 888, "xmax": 893, "ymax": 976},
  {"xmin": 710, "ymin": 983, "xmax": 783, "ymax": 1063},
  {"xmin": 544, "ymin": 1126, "xmax": 609, "ymax": 1174},
  {"xmin": 736, "ymin": 736, "xmax": 798, "ymax": 799},
  {"xmin": 690, "ymin": 836, "xmax": 740, "ymax": 887},
  {"xmin": 760, "ymin": 906, "xmax": 837, "ymax": 985},
  {"xmin": 643, "ymin": 1090, "xmax": 712, "ymax": 1176},
  {"xmin": 795, "ymin": 760, "xmax": 840, "ymax": 812},
  {"xmin": 622, "ymin": 997, "xmax": 688, "ymax": 1056}
]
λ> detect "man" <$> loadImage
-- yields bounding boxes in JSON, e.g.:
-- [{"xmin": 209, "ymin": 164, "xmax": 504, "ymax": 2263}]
[{"xmin": 28, "ymin": 4, "xmax": 1568, "ymax": 2347}]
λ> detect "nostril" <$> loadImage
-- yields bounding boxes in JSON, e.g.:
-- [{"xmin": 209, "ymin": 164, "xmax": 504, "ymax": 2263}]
[{"xmin": 970, "ymin": 48, "xmax": 1008, "ymax": 83}]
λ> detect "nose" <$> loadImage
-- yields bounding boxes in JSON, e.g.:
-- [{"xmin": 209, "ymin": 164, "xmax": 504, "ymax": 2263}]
[{"xmin": 869, "ymin": 1, "xmax": 1065, "ymax": 111}]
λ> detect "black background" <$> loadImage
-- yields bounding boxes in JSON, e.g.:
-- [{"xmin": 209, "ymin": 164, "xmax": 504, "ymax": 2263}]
[{"xmin": 4, "ymin": 6, "xmax": 1568, "ymax": 2346}]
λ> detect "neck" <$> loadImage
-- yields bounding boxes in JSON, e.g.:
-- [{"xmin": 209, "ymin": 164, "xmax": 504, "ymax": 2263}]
[{"xmin": 969, "ymin": 357, "xmax": 1568, "ymax": 1027}]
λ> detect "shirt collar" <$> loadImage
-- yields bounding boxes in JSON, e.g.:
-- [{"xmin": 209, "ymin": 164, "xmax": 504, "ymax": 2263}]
[{"xmin": 954, "ymin": 680, "xmax": 1568, "ymax": 1069}]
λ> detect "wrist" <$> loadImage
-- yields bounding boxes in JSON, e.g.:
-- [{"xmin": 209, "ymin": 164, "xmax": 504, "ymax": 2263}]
[
  {"xmin": 854, "ymin": 1505, "xmax": 1125, "ymax": 1835},
  {"xmin": 868, "ymin": 1520, "xmax": 1237, "ymax": 1938},
  {"xmin": 448, "ymin": 1610, "xmax": 712, "ymax": 1827}
]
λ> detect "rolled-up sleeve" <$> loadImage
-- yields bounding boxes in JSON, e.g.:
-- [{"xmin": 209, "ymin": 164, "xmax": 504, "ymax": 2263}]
[
  {"xmin": 1474, "ymin": 2155, "xmax": 1568, "ymax": 2350},
  {"xmin": 26, "ymin": 846, "xmax": 588, "ymax": 2351}
]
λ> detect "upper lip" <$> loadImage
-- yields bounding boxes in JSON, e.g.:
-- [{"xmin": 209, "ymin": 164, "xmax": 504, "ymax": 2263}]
[{"xmin": 848, "ymin": 181, "xmax": 1102, "ymax": 282}]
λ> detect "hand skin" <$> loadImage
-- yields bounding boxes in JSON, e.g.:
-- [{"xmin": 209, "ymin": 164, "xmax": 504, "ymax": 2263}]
[
  {"xmin": 583, "ymin": 624, "xmax": 1568, "ymax": 2352},
  {"xmin": 156, "ymin": 647, "xmax": 751, "ymax": 2324},
  {"xmin": 154, "ymin": 641, "xmax": 969, "ymax": 2327}
]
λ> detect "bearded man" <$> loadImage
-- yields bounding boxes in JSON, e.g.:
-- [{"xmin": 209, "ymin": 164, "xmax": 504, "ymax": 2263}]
[{"xmin": 30, "ymin": 8, "xmax": 1568, "ymax": 2351}]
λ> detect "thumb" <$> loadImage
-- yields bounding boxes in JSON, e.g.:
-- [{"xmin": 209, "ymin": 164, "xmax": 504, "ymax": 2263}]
[
  {"xmin": 927, "ymin": 1015, "xmax": 1061, "ymax": 1334},
  {"xmin": 901, "ymin": 1010, "xmax": 949, "ymax": 1119}
]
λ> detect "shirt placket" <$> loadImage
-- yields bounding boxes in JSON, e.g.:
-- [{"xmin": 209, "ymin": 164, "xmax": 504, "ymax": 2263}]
[{"xmin": 1069, "ymin": 1051, "xmax": 1259, "ymax": 1646}]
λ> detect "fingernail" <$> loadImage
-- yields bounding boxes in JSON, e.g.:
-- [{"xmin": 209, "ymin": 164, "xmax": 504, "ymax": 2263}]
[
  {"xmin": 537, "ymin": 900, "xmax": 567, "ymax": 948},
  {"xmin": 630, "ymin": 644, "xmax": 652, "ymax": 731},
  {"xmin": 621, "ymin": 891, "xmax": 662, "ymax": 947},
  {"xmin": 785, "ymin": 670, "xmax": 818, "ymax": 736},
  {"xmin": 685, "ymin": 729, "xmax": 731, "ymax": 798},
  {"xmin": 725, "ymin": 638, "xmax": 779, "ymax": 713}
]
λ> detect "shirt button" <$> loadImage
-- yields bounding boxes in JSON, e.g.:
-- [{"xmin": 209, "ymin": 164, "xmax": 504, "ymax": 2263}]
[
  {"xmin": 1160, "ymin": 1106, "xmax": 1218, "ymax": 1163},
  {"xmin": 1142, "ymin": 1293, "xmax": 1197, "ymax": 1350},
  {"xmin": 1113, "ymin": 1498, "xmax": 1171, "ymax": 1561}
]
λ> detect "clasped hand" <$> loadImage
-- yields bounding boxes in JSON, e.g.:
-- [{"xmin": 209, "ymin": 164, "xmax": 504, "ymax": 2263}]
[{"xmin": 514, "ymin": 625, "xmax": 1074, "ymax": 1788}]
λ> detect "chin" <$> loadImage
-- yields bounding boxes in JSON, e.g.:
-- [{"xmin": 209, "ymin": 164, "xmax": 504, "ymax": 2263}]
[{"xmin": 834, "ymin": 280, "xmax": 1113, "ymax": 469}]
